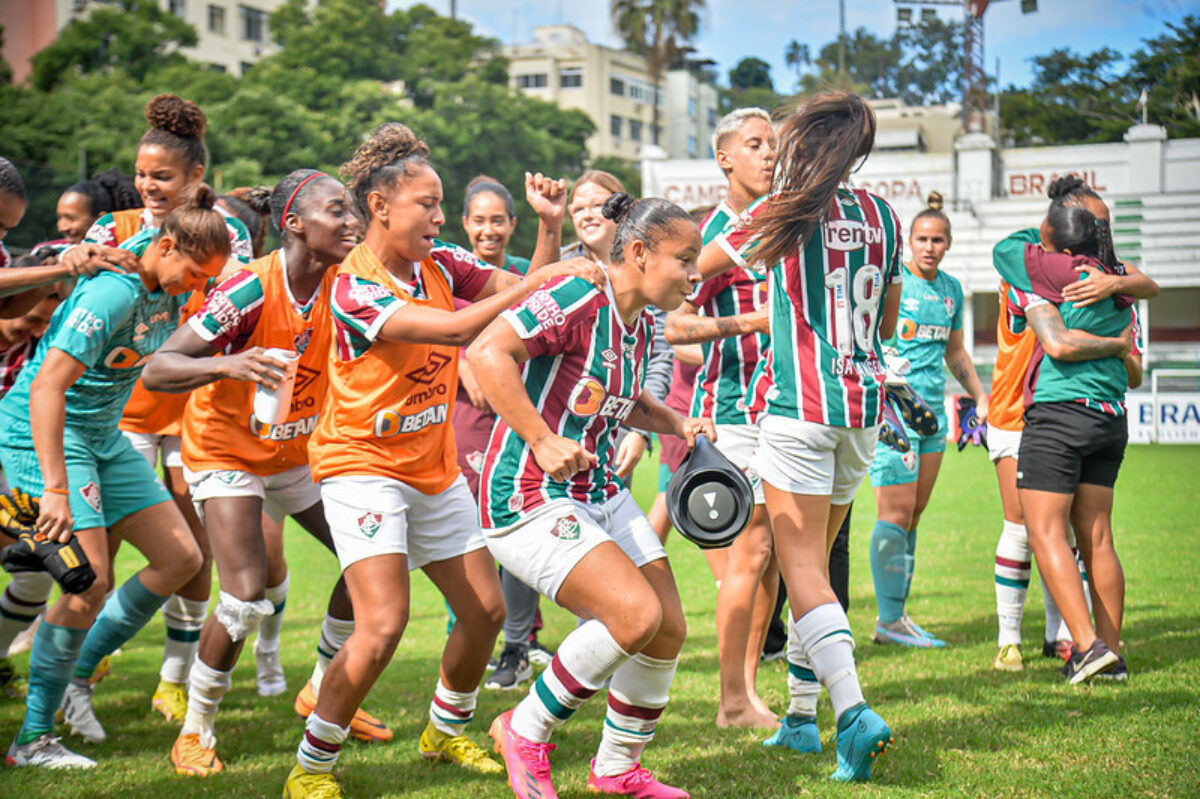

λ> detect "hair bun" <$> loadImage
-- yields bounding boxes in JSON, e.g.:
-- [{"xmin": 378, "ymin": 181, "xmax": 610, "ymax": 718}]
[
  {"xmin": 1047, "ymin": 174, "xmax": 1085, "ymax": 201},
  {"xmin": 926, "ymin": 191, "xmax": 944, "ymax": 212},
  {"xmin": 145, "ymin": 94, "xmax": 207, "ymax": 140},
  {"xmin": 181, "ymin": 183, "xmax": 218, "ymax": 211},
  {"xmin": 239, "ymin": 185, "xmax": 274, "ymax": 215},
  {"xmin": 602, "ymin": 192, "xmax": 636, "ymax": 223}
]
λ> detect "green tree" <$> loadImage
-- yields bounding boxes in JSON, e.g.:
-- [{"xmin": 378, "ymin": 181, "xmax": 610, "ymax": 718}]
[
  {"xmin": 29, "ymin": 0, "xmax": 197, "ymax": 91},
  {"xmin": 784, "ymin": 40, "xmax": 810, "ymax": 90},
  {"xmin": 1127, "ymin": 14, "xmax": 1200, "ymax": 138},
  {"xmin": 721, "ymin": 57, "xmax": 781, "ymax": 114},
  {"xmin": 611, "ymin": 0, "xmax": 706, "ymax": 147}
]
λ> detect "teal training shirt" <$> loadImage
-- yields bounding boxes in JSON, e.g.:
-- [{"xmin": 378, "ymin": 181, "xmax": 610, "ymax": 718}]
[
  {"xmin": 0, "ymin": 229, "xmax": 191, "ymax": 444},
  {"xmin": 887, "ymin": 266, "xmax": 963, "ymax": 405}
]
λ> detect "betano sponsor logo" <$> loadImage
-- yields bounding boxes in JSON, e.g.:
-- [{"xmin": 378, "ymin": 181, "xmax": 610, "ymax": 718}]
[
  {"xmin": 249, "ymin": 411, "xmax": 320, "ymax": 441},
  {"xmin": 373, "ymin": 403, "xmax": 448, "ymax": 437}
]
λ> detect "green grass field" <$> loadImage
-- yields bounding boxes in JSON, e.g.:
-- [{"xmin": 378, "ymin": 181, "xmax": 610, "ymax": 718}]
[{"xmin": 2, "ymin": 445, "xmax": 1198, "ymax": 798}]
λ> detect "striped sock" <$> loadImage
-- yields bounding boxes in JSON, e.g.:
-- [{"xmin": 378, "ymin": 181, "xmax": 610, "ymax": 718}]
[
  {"xmin": 0, "ymin": 572, "xmax": 53, "ymax": 657},
  {"xmin": 74, "ymin": 574, "xmax": 167, "ymax": 679},
  {"xmin": 786, "ymin": 611, "xmax": 820, "ymax": 717},
  {"xmin": 512, "ymin": 619, "xmax": 629, "ymax": 744},
  {"xmin": 161, "ymin": 595, "xmax": 208, "ymax": 683},
  {"xmin": 593, "ymin": 653, "xmax": 678, "ymax": 777},
  {"xmin": 296, "ymin": 712, "xmax": 348, "ymax": 774},
  {"xmin": 257, "ymin": 575, "xmax": 289, "ymax": 651},
  {"xmin": 18, "ymin": 621, "xmax": 87, "ymax": 744},
  {"xmin": 429, "ymin": 679, "xmax": 477, "ymax": 736},
  {"xmin": 310, "ymin": 614, "xmax": 354, "ymax": 695},
  {"xmin": 795, "ymin": 603, "xmax": 863, "ymax": 722},
  {"xmin": 995, "ymin": 520, "xmax": 1031, "ymax": 647}
]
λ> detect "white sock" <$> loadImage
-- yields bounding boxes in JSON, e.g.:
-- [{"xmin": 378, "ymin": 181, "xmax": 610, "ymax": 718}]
[
  {"xmin": 296, "ymin": 712, "xmax": 348, "ymax": 774},
  {"xmin": 794, "ymin": 603, "xmax": 864, "ymax": 722},
  {"xmin": 257, "ymin": 575, "xmax": 289, "ymax": 651},
  {"xmin": 0, "ymin": 572, "xmax": 53, "ymax": 657},
  {"xmin": 160, "ymin": 595, "xmax": 208, "ymax": 683},
  {"xmin": 785, "ymin": 613, "xmax": 820, "ymax": 717},
  {"xmin": 181, "ymin": 658, "xmax": 232, "ymax": 748},
  {"xmin": 310, "ymin": 614, "xmax": 354, "ymax": 695},
  {"xmin": 593, "ymin": 653, "xmax": 678, "ymax": 777},
  {"xmin": 430, "ymin": 679, "xmax": 477, "ymax": 736},
  {"xmin": 512, "ymin": 619, "xmax": 630, "ymax": 743},
  {"xmin": 995, "ymin": 520, "xmax": 1031, "ymax": 647}
]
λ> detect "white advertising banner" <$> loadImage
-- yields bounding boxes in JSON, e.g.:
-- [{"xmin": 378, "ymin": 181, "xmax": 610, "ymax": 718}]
[
  {"xmin": 641, "ymin": 159, "xmax": 728, "ymax": 210},
  {"xmin": 1127, "ymin": 392, "xmax": 1200, "ymax": 444}
]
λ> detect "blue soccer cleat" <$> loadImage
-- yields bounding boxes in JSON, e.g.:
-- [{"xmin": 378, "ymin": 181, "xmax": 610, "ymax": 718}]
[
  {"xmin": 831, "ymin": 703, "xmax": 892, "ymax": 782},
  {"xmin": 873, "ymin": 616, "xmax": 946, "ymax": 648},
  {"xmin": 884, "ymin": 383, "xmax": 940, "ymax": 437},
  {"xmin": 878, "ymin": 400, "xmax": 911, "ymax": 453},
  {"xmin": 762, "ymin": 714, "xmax": 821, "ymax": 753}
]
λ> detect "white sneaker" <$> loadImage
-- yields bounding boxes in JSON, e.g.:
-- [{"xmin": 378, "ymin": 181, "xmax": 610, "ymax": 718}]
[
  {"xmin": 6, "ymin": 734, "xmax": 96, "ymax": 769},
  {"xmin": 61, "ymin": 681, "xmax": 106, "ymax": 743},
  {"xmin": 254, "ymin": 642, "xmax": 287, "ymax": 697}
]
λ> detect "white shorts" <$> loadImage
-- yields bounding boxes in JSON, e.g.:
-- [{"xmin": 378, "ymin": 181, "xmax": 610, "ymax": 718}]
[
  {"xmin": 713, "ymin": 423, "xmax": 765, "ymax": 505},
  {"xmin": 322, "ymin": 474, "xmax": 486, "ymax": 572},
  {"xmin": 185, "ymin": 464, "xmax": 321, "ymax": 523},
  {"xmin": 751, "ymin": 414, "xmax": 877, "ymax": 505},
  {"xmin": 483, "ymin": 489, "xmax": 666, "ymax": 603},
  {"xmin": 122, "ymin": 431, "xmax": 183, "ymax": 469},
  {"xmin": 987, "ymin": 424, "xmax": 1021, "ymax": 463}
]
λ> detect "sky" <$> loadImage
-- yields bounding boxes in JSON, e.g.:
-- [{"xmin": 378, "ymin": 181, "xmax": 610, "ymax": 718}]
[{"xmin": 388, "ymin": 0, "xmax": 1196, "ymax": 92}]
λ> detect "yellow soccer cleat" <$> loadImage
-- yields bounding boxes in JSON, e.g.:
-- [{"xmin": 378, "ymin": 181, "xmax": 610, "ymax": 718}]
[
  {"xmin": 152, "ymin": 679, "xmax": 189, "ymax": 722},
  {"xmin": 88, "ymin": 655, "xmax": 111, "ymax": 686},
  {"xmin": 993, "ymin": 643, "xmax": 1024, "ymax": 672},
  {"xmin": 171, "ymin": 732, "xmax": 224, "ymax": 777},
  {"xmin": 283, "ymin": 763, "xmax": 342, "ymax": 798},
  {"xmin": 419, "ymin": 721, "xmax": 504, "ymax": 775},
  {"xmin": 294, "ymin": 680, "xmax": 392, "ymax": 743}
]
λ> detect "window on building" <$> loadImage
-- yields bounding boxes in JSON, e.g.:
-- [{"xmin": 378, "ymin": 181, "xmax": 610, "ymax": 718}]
[
  {"xmin": 688, "ymin": 97, "xmax": 696, "ymax": 118},
  {"xmin": 610, "ymin": 77, "xmax": 625, "ymax": 96},
  {"xmin": 169, "ymin": 0, "xmax": 187, "ymax": 16},
  {"xmin": 559, "ymin": 67, "xmax": 583, "ymax": 88},
  {"xmin": 611, "ymin": 115, "xmax": 623, "ymax": 143},
  {"xmin": 209, "ymin": 63, "xmax": 227, "ymax": 73},
  {"xmin": 653, "ymin": 125, "xmax": 662, "ymax": 146},
  {"xmin": 516, "ymin": 73, "xmax": 548, "ymax": 89},
  {"xmin": 240, "ymin": 61, "xmax": 255, "ymax": 75},
  {"xmin": 241, "ymin": 5, "xmax": 266, "ymax": 41},
  {"xmin": 708, "ymin": 108, "xmax": 717, "ymax": 127},
  {"xmin": 630, "ymin": 119, "xmax": 643, "ymax": 143},
  {"xmin": 208, "ymin": 4, "xmax": 226, "ymax": 34},
  {"xmin": 687, "ymin": 135, "xmax": 697, "ymax": 157}
]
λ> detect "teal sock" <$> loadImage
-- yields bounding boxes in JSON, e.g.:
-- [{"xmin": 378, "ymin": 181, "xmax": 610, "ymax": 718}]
[
  {"xmin": 19, "ymin": 621, "xmax": 88, "ymax": 744},
  {"xmin": 74, "ymin": 574, "xmax": 167, "ymax": 679},
  {"xmin": 869, "ymin": 521, "xmax": 909, "ymax": 624},
  {"xmin": 904, "ymin": 528, "xmax": 918, "ymax": 601}
]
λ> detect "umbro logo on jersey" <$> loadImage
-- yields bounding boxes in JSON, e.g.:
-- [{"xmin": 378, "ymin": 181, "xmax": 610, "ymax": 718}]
[
  {"xmin": 406, "ymin": 352, "xmax": 452, "ymax": 385},
  {"xmin": 824, "ymin": 219, "xmax": 883, "ymax": 251},
  {"xmin": 292, "ymin": 364, "xmax": 320, "ymax": 395},
  {"xmin": 601, "ymin": 348, "xmax": 618, "ymax": 368}
]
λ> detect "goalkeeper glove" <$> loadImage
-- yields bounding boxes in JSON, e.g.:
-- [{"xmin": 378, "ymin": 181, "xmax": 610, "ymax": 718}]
[{"xmin": 956, "ymin": 396, "xmax": 988, "ymax": 452}]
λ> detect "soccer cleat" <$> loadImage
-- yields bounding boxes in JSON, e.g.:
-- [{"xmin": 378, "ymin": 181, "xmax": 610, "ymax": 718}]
[
  {"xmin": 255, "ymin": 642, "xmax": 287, "ymax": 697},
  {"xmin": 762, "ymin": 714, "xmax": 821, "ymax": 753},
  {"xmin": 61, "ymin": 681, "xmax": 106, "ymax": 743},
  {"xmin": 883, "ymin": 383, "xmax": 940, "ymax": 437},
  {"xmin": 6, "ymin": 733, "xmax": 96, "ymax": 769},
  {"xmin": 878, "ymin": 401, "xmax": 911, "ymax": 453},
  {"xmin": 830, "ymin": 703, "xmax": 892, "ymax": 782},
  {"xmin": 419, "ymin": 721, "xmax": 503, "ymax": 775},
  {"xmin": 8, "ymin": 615, "xmax": 38, "ymax": 655},
  {"xmin": 905, "ymin": 617, "xmax": 946, "ymax": 647},
  {"xmin": 993, "ymin": 644, "xmax": 1024, "ymax": 672},
  {"xmin": 490, "ymin": 709, "xmax": 559, "ymax": 799},
  {"xmin": 486, "ymin": 644, "xmax": 534, "ymax": 690},
  {"xmin": 171, "ymin": 732, "xmax": 224, "ymax": 777},
  {"xmin": 527, "ymin": 639, "xmax": 554, "ymax": 668},
  {"xmin": 760, "ymin": 647, "xmax": 786, "ymax": 664},
  {"xmin": 152, "ymin": 679, "xmax": 189, "ymax": 722},
  {"xmin": 1043, "ymin": 639, "xmax": 1073, "ymax": 662},
  {"xmin": 0, "ymin": 656, "xmax": 28, "ymax": 699},
  {"xmin": 873, "ymin": 616, "xmax": 946, "ymax": 648},
  {"xmin": 294, "ymin": 680, "xmax": 393, "ymax": 743},
  {"xmin": 1061, "ymin": 639, "xmax": 1119, "ymax": 685},
  {"xmin": 1093, "ymin": 655, "xmax": 1129, "ymax": 682},
  {"xmin": 88, "ymin": 654, "xmax": 111, "ymax": 686},
  {"xmin": 283, "ymin": 763, "xmax": 343, "ymax": 798},
  {"xmin": 587, "ymin": 759, "xmax": 690, "ymax": 798}
]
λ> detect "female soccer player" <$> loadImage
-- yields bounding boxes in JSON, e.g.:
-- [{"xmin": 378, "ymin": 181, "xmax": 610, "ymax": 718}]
[
  {"xmin": 471, "ymin": 192, "xmax": 711, "ymax": 799},
  {"xmin": 999, "ymin": 199, "xmax": 1147, "ymax": 684},
  {"xmin": 988, "ymin": 177, "xmax": 1156, "ymax": 672},
  {"xmin": 695, "ymin": 92, "xmax": 901, "ymax": 781},
  {"xmin": 138, "ymin": 169, "xmax": 391, "ymax": 775},
  {"xmin": 665, "ymin": 107, "xmax": 778, "ymax": 730},
  {"xmin": 54, "ymin": 169, "xmax": 143, "ymax": 246},
  {"xmin": 0, "ymin": 189, "xmax": 230, "ymax": 769},
  {"xmin": 280, "ymin": 123, "xmax": 601, "ymax": 798},
  {"xmin": 866, "ymin": 192, "xmax": 988, "ymax": 648}
]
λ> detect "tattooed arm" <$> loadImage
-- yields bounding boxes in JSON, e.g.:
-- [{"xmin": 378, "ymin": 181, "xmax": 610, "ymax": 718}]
[
  {"xmin": 1025, "ymin": 302, "xmax": 1132, "ymax": 362},
  {"xmin": 944, "ymin": 328, "xmax": 988, "ymax": 420},
  {"xmin": 665, "ymin": 300, "xmax": 768, "ymax": 346}
]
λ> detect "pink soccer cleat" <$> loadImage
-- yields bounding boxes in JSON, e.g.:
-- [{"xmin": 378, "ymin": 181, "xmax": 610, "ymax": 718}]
[
  {"xmin": 587, "ymin": 760, "xmax": 690, "ymax": 798},
  {"xmin": 489, "ymin": 709, "xmax": 558, "ymax": 799}
]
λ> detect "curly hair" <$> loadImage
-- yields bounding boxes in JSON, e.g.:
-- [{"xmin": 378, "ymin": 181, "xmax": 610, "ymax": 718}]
[
  {"xmin": 140, "ymin": 94, "xmax": 208, "ymax": 169},
  {"xmin": 340, "ymin": 123, "xmax": 431, "ymax": 220},
  {"xmin": 65, "ymin": 167, "xmax": 142, "ymax": 217}
]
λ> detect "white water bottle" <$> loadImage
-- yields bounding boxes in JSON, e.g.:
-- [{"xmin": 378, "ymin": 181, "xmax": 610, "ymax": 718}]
[{"xmin": 252, "ymin": 348, "xmax": 300, "ymax": 426}]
